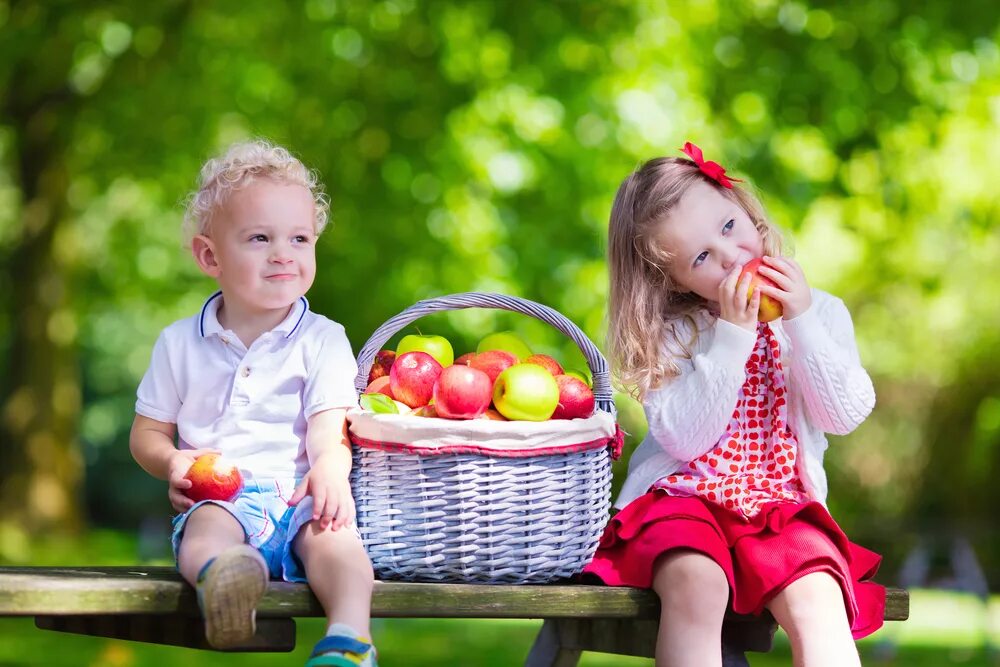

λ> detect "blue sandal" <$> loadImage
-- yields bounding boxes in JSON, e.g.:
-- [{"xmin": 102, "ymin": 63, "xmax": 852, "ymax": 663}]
[{"xmin": 305, "ymin": 634, "xmax": 378, "ymax": 667}]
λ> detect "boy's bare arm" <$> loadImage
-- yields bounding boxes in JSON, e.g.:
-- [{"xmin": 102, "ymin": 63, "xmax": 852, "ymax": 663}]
[
  {"xmin": 290, "ymin": 408, "xmax": 353, "ymax": 529},
  {"xmin": 130, "ymin": 414, "xmax": 206, "ymax": 512}
]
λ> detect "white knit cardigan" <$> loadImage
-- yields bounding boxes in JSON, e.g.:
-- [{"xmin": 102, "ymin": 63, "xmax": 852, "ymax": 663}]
[{"xmin": 615, "ymin": 288, "xmax": 876, "ymax": 510}]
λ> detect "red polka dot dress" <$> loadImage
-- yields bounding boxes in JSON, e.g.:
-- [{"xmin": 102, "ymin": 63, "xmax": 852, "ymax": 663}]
[
  {"xmin": 584, "ymin": 323, "xmax": 886, "ymax": 639},
  {"xmin": 654, "ymin": 322, "xmax": 809, "ymax": 517}
]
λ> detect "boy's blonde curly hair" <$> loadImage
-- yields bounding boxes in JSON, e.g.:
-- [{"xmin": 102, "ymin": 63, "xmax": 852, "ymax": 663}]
[{"xmin": 182, "ymin": 139, "xmax": 330, "ymax": 246}]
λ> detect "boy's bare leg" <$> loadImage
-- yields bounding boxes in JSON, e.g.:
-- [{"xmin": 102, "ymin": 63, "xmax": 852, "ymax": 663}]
[
  {"xmin": 176, "ymin": 503, "xmax": 268, "ymax": 648},
  {"xmin": 176, "ymin": 504, "xmax": 246, "ymax": 583},
  {"xmin": 294, "ymin": 521, "xmax": 374, "ymax": 637}
]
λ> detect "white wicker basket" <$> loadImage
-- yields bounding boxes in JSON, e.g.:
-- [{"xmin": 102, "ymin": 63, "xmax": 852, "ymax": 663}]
[{"xmin": 349, "ymin": 292, "xmax": 618, "ymax": 584}]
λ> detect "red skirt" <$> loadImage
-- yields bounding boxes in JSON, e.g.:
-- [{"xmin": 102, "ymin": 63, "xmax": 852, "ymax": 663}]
[{"xmin": 583, "ymin": 491, "xmax": 886, "ymax": 639}]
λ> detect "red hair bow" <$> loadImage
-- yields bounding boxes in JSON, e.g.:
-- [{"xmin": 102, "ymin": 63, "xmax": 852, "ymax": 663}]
[{"xmin": 680, "ymin": 142, "xmax": 742, "ymax": 189}]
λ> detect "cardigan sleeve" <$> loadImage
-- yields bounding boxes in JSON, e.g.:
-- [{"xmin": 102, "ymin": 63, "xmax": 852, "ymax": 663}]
[
  {"xmin": 643, "ymin": 317, "xmax": 757, "ymax": 462},
  {"xmin": 781, "ymin": 292, "xmax": 876, "ymax": 435}
]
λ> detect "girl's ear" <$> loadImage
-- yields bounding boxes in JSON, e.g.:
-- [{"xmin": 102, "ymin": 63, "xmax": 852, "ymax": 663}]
[{"xmin": 191, "ymin": 235, "xmax": 221, "ymax": 278}]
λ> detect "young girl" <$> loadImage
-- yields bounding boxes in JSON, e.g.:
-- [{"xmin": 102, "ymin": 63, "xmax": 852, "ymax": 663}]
[{"xmin": 584, "ymin": 143, "xmax": 885, "ymax": 667}]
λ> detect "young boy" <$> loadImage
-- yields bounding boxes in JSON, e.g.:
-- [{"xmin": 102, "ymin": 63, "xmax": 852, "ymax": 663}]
[{"xmin": 129, "ymin": 140, "xmax": 377, "ymax": 666}]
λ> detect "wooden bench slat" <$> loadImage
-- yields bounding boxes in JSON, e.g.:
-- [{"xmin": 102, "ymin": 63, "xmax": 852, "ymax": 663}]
[{"xmin": 0, "ymin": 566, "xmax": 908, "ymax": 621}]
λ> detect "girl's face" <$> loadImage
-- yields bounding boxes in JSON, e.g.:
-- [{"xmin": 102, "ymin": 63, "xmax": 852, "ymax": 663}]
[{"xmin": 659, "ymin": 181, "xmax": 764, "ymax": 304}]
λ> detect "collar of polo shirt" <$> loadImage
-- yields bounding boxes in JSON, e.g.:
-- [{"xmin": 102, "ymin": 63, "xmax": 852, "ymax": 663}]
[{"xmin": 198, "ymin": 291, "xmax": 309, "ymax": 340}]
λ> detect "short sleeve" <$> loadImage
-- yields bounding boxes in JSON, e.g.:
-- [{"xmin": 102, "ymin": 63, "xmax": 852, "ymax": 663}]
[
  {"xmin": 303, "ymin": 324, "xmax": 360, "ymax": 418},
  {"xmin": 135, "ymin": 331, "xmax": 182, "ymax": 423}
]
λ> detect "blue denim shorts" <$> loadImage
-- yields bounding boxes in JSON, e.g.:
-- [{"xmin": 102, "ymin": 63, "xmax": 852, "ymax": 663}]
[{"xmin": 171, "ymin": 477, "xmax": 315, "ymax": 582}]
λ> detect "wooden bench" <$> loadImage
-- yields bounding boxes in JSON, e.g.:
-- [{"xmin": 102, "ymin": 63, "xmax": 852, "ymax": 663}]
[{"xmin": 0, "ymin": 566, "xmax": 907, "ymax": 666}]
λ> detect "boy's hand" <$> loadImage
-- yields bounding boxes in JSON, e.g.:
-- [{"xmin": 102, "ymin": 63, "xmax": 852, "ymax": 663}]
[
  {"xmin": 288, "ymin": 454, "xmax": 355, "ymax": 531},
  {"xmin": 718, "ymin": 265, "xmax": 761, "ymax": 332},
  {"xmin": 166, "ymin": 449, "xmax": 220, "ymax": 513},
  {"xmin": 756, "ymin": 256, "xmax": 812, "ymax": 320}
]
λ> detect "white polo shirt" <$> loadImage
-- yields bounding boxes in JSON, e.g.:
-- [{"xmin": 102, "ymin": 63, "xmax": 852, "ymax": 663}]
[{"xmin": 136, "ymin": 292, "xmax": 359, "ymax": 478}]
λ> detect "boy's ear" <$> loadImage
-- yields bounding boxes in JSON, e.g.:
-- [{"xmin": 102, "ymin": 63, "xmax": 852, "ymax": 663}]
[{"xmin": 191, "ymin": 235, "xmax": 221, "ymax": 278}]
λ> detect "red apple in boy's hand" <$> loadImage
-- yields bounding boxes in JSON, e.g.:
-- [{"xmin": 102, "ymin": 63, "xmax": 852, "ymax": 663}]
[
  {"xmin": 433, "ymin": 365, "xmax": 493, "ymax": 420},
  {"xmin": 367, "ymin": 349, "xmax": 396, "ymax": 383},
  {"xmin": 390, "ymin": 351, "xmax": 443, "ymax": 408},
  {"xmin": 740, "ymin": 258, "xmax": 783, "ymax": 323},
  {"xmin": 182, "ymin": 453, "xmax": 243, "ymax": 503},
  {"xmin": 551, "ymin": 374, "xmax": 596, "ymax": 420},
  {"xmin": 469, "ymin": 349, "xmax": 519, "ymax": 385},
  {"xmin": 523, "ymin": 354, "xmax": 564, "ymax": 377}
]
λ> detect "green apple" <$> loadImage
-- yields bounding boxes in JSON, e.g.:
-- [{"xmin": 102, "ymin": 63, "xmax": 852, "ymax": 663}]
[
  {"xmin": 476, "ymin": 331, "xmax": 532, "ymax": 361},
  {"xmin": 396, "ymin": 334, "xmax": 454, "ymax": 367},
  {"xmin": 492, "ymin": 363, "xmax": 559, "ymax": 421}
]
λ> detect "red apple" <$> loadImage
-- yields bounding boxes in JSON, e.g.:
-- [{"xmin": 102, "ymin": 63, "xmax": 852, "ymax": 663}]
[
  {"xmin": 183, "ymin": 453, "xmax": 243, "ymax": 503},
  {"xmin": 523, "ymin": 353, "xmax": 564, "ymax": 377},
  {"xmin": 469, "ymin": 349, "xmax": 519, "ymax": 385},
  {"xmin": 367, "ymin": 349, "xmax": 396, "ymax": 383},
  {"xmin": 480, "ymin": 408, "xmax": 508, "ymax": 421},
  {"xmin": 364, "ymin": 376, "xmax": 394, "ymax": 398},
  {"xmin": 454, "ymin": 352, "xmax": 476, "ymax": 366},
  {"xmin": 389, "ymin": 351, "xmax": 443, "ymax": 408},
  {"xmin": 551, "ymin": 374, "xmax": 596, "ymax": 420},
  {"xmin": 433, "ymin": 365, "xmax": 493, "ymax": 420},
  {"xmin": 412, "ymin": 404, "xmax": 439, "ymax": 418},
  {"xmin": 493, "ymin": 364, "xmax": 560, "ymax": 421},
  {"xmin": 740, "ymin": 258, "xmax": 783, "ymax": 323}
]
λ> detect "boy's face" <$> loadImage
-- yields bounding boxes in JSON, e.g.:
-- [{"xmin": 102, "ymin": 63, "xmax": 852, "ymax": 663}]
[
  {"xmin": 659, "ymin": 181, "xmax": 764, "ymax": 304},
  {"xmin": 194, "ymin": 179, "xmax": 317, "ymax": 316}
]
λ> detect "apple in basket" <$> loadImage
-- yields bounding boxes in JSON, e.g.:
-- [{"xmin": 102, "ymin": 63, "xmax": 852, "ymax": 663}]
[
  {"xmin": 476, "ymin": 331, "xmax": 532, "ymax": 361},
  {"xmin": 396, "ymin": 333, "xmax": 454, "ymax": 368},
  {"xmin": 390, "ymin": 351, "xmax": 443, "ymax": 408},
  {"xmin": 469, "ymin": 349, "xmax": 519, "ymax": 385},
  {"xmin": 523, "ymin": 353, "xmax": 564, "ymax": 377},
  {"xmin": 364, "ymin": 376, "xmax": 394, "ymax": 398},
  {"xmin": 740, "ymin": 258, "xmax": 783, "ymax": 323},
  {"xmin": 183, "ymin": 453, "xmax": 243, "ymax": 503},
  {"xmin": 367, "ymin": 349, "xmax": 396, "ymax": 383},
  {"xmin": 454, "ymin": 352, "xmax": 476, "ymax": 366},
  {"xmin": 492, "ymin": 363, "xmax": 560, "ymax": 421},
  {"xmin": 433, "ymin": 365, "xmax": 493, "ymax": 419},
  {"xmin": 551, "ymin": 374, "xmax": 595, "ymax": 420}
]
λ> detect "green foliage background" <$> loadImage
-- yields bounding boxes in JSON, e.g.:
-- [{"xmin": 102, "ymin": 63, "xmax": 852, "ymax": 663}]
[{"xmin": 2, "ymin": 0, "xmax": 999, "ymax": 589}]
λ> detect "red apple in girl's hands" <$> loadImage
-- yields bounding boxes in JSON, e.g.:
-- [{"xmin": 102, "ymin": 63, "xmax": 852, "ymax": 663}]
[
  {"xmin": 740, "ymin": 258, "xmax": 783, "ymax": 322},
  {"xmin": 182, "ymin": 453, "xmax": 243, "ymax": 503}
]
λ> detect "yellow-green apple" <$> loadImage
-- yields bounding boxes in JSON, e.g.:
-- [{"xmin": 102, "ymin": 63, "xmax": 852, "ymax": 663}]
[
  {"xmin": 564, "ymin": 368, "xmax": 593, "ymax": 388},
  {"xmin": 523, "ymin": 353, "xmax": 564, "ymax": 377},
  {"xmin": 183, "ymin": 453, "xmax": 243, "ymax": 502},
  {"xmin": 389, "ymin": 351, "xmax": 443, "ymax": 408},
  {"xmin": 492, "ymin": 363, "xmax": 560, "ymax": 421},
  {"xmin": 367, "ymin": 349, "xmax": 396, "ymax": 383},
  {"xmin": 740, "ymin": 258, "xmax": 783, "ymax": 323},
  {"xmin": 364, "ymin": 376, "xmax": 394, "ymax": 398},
  {"xmin": 551, "ymin": 374, "xmax": 595, "ymax": 420},
  {"xmin": 469, "ymin": 349, "xmax": 518, "ymax": 385},
  {"xmin": 454, "ymin": 352, "xmax": 476, "ymax": 366},
  {"xmin": 433, "ymin": 365, "xmax": 493, "ymax": 419},
  {"xmin": 396, "ymin": 334, "xmax": 454, "ymax": 367},
  {"xmin": 476, "ymin": 331, "xmax": 532, "ymax": 361}
]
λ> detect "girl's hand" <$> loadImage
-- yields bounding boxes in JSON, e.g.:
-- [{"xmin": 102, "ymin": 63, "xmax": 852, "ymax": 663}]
[
  {"xmin": 717, "ymin": 266, "xmax": 761, "ymax": 332},
  {"xmin": 756, "ymin": 256, "xmax": 812, "ymax": 320},
  {"xmin": 288, "ymin": 454, "xmax": 355, "ymax": 531},
  {"xmin": 166, "ymin": 449, "xmax": 219, "ymax": 513}
]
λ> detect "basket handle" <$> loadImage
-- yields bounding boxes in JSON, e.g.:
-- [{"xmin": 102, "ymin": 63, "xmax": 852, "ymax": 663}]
[{"xmin": 353, "ymin": 292, "xmax": 615, "ymax": 416}]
